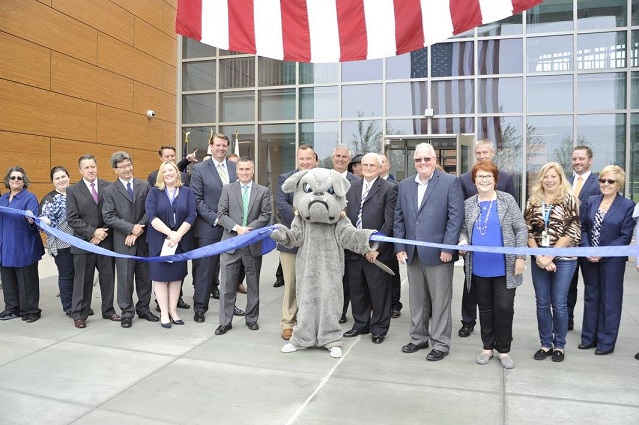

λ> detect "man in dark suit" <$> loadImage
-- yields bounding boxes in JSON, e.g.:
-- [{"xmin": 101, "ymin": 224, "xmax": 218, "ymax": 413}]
[
  {"xmin": 277, "ymin": 144, "xmax": 316, "ymax": 341},
  {"xmin": 102, "ymin": 151, "xmax": 159, "ymax": 328},
  {"xmin": 147, "ymin": 145, "xmax": 193, "ymax": 187},
  {"xmin": 214, "ymin": 157, "xmax": 272, "ymax": 335},
  {"xmin": 66, "ymin": 154, "xmax": 119, "ymax": 328},
  {"xmin": 568, "ymin": 145, "xmax": 599, "ymax": 330},
  {"xmin": 190, "ymin": 133, "xmax": 237, "ymax": 323},
  {"xmin": 394, "ymin": 143, "xmax": 464, "ymax": 361},
  {"xmin": 457, "ymin": 138, "xmax": 518, "ymax": 338},
  {"xmin": 343, "ymin": 153, "xmax": 398, "ymax": 344},
  {"xmin": 380, "ymin": 153, "xmax": 402, "ymax": 318}
]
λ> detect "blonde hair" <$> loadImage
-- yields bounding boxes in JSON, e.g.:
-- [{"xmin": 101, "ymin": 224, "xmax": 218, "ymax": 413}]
[
  {"xmin": 528, "ymin": 162, "xmax": 572, "ymax": 206},
  {"xmin": 599, "ymin": 165, "xmax": 625, "ymax": 190},
  {"xmin": 155, "ymin": 161, "xmax": 183, "ymax": 190}
]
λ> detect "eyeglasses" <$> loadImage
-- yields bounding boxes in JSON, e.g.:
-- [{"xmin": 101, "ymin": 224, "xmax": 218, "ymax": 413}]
[
  {"xmin": 414, "ymin": 157, "xmax": 435, "ymax": 163},
  {"xmin": 361, "ymin": 163, "xmax": 379, "ymax": 169},
  {"xmin": 116, "ymin": 163, "xmax": 133, "ymax": 170},
  {"xmin": 9, "ymin": 175, "xmax": 23, "ymax": 181},
  {"xmin": 598, "ymin": 178, "xmax": 617, "ymax": 185},
  {"xmin": 475, "ymin": 174, "xmax": 494, "ymax": 181}
]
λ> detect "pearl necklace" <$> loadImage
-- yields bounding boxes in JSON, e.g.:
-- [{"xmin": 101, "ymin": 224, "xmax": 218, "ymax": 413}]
[{"xmin": 475, "ymin": 198, "xmax": 495, "ymax": 236}]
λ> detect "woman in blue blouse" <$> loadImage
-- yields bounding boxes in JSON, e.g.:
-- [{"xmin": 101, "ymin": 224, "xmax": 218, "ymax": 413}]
[{"xmin": 0, "ymin": 166, "xmax": 45, "ymax": 322}]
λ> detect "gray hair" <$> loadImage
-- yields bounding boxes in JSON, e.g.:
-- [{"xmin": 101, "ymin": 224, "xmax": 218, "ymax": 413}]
[
  {"xmin": 475, "ymin": 138, "xmax": 495, "ymax": 152},
  {"xmin": 414, "ymin": 143, "xmax": 435, "ymax": 157},
  {"xmin": 4, "ymin": 166, "xmax": 29, "ymax": 189},
  {"xmin": 110, "ymin": 151, "xmax": 132, "ymax": 168},
  {"xmin": 332, "ymin": 144, "xmax": 352, "ymax": 158},
  {"xmin": 362, "ymin": 152, "xmax": 382, "ymax": 166}
]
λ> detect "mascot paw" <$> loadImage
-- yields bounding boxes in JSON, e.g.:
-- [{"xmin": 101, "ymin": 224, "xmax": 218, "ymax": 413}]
[
  {"xmin": 328, "ymin": 347, "xmax": 343, "ymax": 358},
  {"xmin": 270, "ymin": 224, "xmax": 288, "ymax": 243},
  {"xmin": 282, "ymin": 343, "xmax": 303, "ymax": 353}
]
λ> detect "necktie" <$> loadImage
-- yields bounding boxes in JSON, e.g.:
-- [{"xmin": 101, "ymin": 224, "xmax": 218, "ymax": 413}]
[
  {"xmin": 90, "ymin": 182, "xmax": 98, "ymax": 203},
  {"xmin": 574, "ymin": 176, "xmax": 583, "ymax": 198},
  {"xmin": 355, "ymin": 183, "xmax": 370, "ymax": 229},
  {"xmin": 242, "ymin": 185, "xmax": 250, "ymax": 226},
  {"xmin": 218, "ymin": 163, "xmax": 229, "ymax": 185},
  {"xmin": 126, "ymin": 182, "xmax": 134, "ymax": 201}
]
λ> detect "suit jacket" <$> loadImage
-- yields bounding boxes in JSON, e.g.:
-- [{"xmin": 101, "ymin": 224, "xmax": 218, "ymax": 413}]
[
  {"xmin": 66, "ymin": 178, "xmax": 113, "ymax": 254},
  {"xmin": 344, "ymin": 171, "xmax": 360, "ymax": 183},
  {"xmin": 217, "ymin": 181, "xmax": 272, "ymax": 256},
  {"xmin": 580, "ymin": 193, "xmax": 635, "ymax": 263},
  {"xmin": 275, "ymin": 169, "xmax": 298, "ymax": 254},
  {"xmin": 190, "ymin": 158, "xmax": 237, "ymax": 240},
  {"xmin": 393, "ymin": 169, "xmax": 464, "ymax": 265},
  {"xmin": 102, "ymin": 178, "xmax": 150, "ymax": 255},
  {"xmin": 460, "ymin": 170, "xmax": 516, "ymax": 201},
  {"xmin": 345, "ymin": 177, "xmax": 398, "ymax": 262},
  {"xmin": 569, "ymin": 173, "xmax": 600, "ymax": 203}
]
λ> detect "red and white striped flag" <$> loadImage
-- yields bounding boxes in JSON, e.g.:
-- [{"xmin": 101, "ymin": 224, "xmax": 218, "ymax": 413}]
[{"xmin": 176, "ymin": 0, "xmax": 542, "ymax": 63}]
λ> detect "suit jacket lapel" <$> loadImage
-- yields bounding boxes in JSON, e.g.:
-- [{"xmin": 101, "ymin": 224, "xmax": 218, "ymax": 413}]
[
  {"xmin": 78, "ymin": 181, "xmax": 94, "ymax": 204},
  {"xmin": 115, "ymin": 180, "xmax": 133, "ymax": 203},
  {"xmin": 209, "ymin": 160, "xmax": 223, "ymax": 186},
  {"xmin": 418, "ymin": 172, "xmax": 438, "ymax": 213},
  {"xmin": 363, "ymin": 179, "xmax": 380, "ymax": 204},
  {"xmin": 604, "ymin": 194, "xmax": 622, "ymax": 222}
]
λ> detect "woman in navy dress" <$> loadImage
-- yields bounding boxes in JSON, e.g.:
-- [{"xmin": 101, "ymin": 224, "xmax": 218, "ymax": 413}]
[{"xmin": 146, "ymin": 161, "xmax": 196, "ymax": 328}]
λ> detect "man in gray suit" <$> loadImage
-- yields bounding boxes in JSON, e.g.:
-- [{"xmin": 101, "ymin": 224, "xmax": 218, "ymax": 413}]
[
  {"xmin": 394, "ymin": 143, "xmax": 464, "ymax": 361},
  {"xmin": 102, "ymin": 151, "xmax": 159, "ymax": 328},
  {"xmin": 214, "ymin": 157, "xmax": 272, "ymax": 335},
  {"xmin": 66, "ymin": 154, "xmax": 119, "ymax": 328},
  {"xmin": 190, "ymin": 133, "xmax": 237, "ymax": 323}
]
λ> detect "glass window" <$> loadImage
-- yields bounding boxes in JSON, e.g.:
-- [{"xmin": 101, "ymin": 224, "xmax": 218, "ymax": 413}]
[
  {"xmin": 299, "ymin": 122, "xmax": 339, "ymax": 168},
  {"xmin": 342, "ymin": 59, "xmax": 382, "ymax": 82},
  {"xmin": 259, "ymin": 89, "xmax": 295, "ymax": 121},
  {"xmin": 525, "ymin": 115, "xmax": 573, "ymax": 191},
  {"xmin": 526, "ymin": 0, "xmax": 574, "ymax": 34},
  {"xmin": 632, "ymin": 30, "xmax": 639, "ymax": 67},
  {"xmin": 577, "ymin": 32, "xmax": 627, "ymax": 70},
  {"xmin": 219, "ymin": 125, "xmax": 255, "ymax": 159},
  {"xmin": 477, "ymin": 14, "xmax": 523, "ymax": 36},
  {"xmin": 630, "ymin": 114, "xmax": 639, "ymax": 200},
  {"xmin": 258, "ymin": 58, "xmax": 296, "ymax": 87},
  {"xmin": 430, "ymin": 117, "xmax": 474, "ymax": 135},
  {"xmin": 386, "ymin": 82, "xmax": 427, "ymax": 117},
  {"xmin": 256, "ymin": 138, "xmax": 281, "ymax": 190},
  {"xmin": 577, "ymin": 0, "xmax": 627, "ymax": 30},
  {"xmin": 181, "ymin": 126, "xmax": 215, "ymax": 159},
  {"xmin": 527, "ymin": 75, "xmax": 573, "ymax": 113},
  {"xmin": 577, "ymin": 73, "xmax": 626, "ymax": 112},
  {"xmin": 218, "ymin": 49, "xmax": 247, "ymax": 56},
  {"xmin": 219, "ymin": 57, "xmax": 255, "ymax": 89},
  {"xmin": 632, "ymin": 72, "xmax": 639, "ymax": 109},
  {"xmin": 432, "ymin": 80, "xmax": 474, "ymax": 114},
  {"xmin": 431, "ymin": 42, "xmax": 474, "ymax": 77},
  {"xmin": 633, "ymin": 0, "xmax": 639, "ymax": 26},
  {"xmin": 527, "ymin": 35, "xmax": 573, "ymax": 72},
  {"xmin": 478, "ymin": 39, "xmax": 523, "ymax": 75},
  {"xmin": 342, "ymin": 119, "xmax": 383, "ymax": 154},
  {"xmin": 220, "ymin": 91, "xmax": 255, "ymax": 122},
  {"xmin": 385, "ymin": 119, "xmax": 425, "ymax": 136},
  {"xmin": 299, "ymin": 63, "xmax": 339, "ymax": 84},
  {"xmin": 182, "ymin": 61, "xmax": 215, "ymax": 91},
  {"xmin": 577, "ymin": 114, "xmax": 626, "ymax": 172},
  {"xmin": 387, "ymin": 51, "xmax": 416, "ymax": 81},
  {"xmin": 182, "ymin": 93, "xmax": 215, "ymax": 124},
  {"xmin": 478, "ymin": 77, "xmax": 522, "ymax": 114},
  {"xmin": 300, "ymin": 87, "xmax": 338, "ymax": 120},
  {"xmin": 342, "ymin": 84, "xmax": 383, "ymax": 118},
  {"xmin": 182, "ymin": 37, "xmax": 216, "ymax": 59},
  {"xmin": 258, "ymin": 123, "xmax": 296, "ymax": 179}
]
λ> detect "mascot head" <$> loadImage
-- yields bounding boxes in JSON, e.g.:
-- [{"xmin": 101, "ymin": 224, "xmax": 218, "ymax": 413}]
[{"xmin": 282, "ymin": 168, "xmax": 350, "ymax": 224}]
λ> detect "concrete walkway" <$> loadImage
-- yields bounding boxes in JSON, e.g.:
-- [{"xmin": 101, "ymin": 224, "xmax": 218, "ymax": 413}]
[{"xmin": 1, "ymin": 252, "xmax": 638, "ymax": 424}]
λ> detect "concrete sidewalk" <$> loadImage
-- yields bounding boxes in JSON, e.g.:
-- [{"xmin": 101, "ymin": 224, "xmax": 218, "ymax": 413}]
[{"xmin": 1, "ymin": 252, "xmax": 638, "ymax": 424}]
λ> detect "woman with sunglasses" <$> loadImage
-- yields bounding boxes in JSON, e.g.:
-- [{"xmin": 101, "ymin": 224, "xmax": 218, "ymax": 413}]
[
  {"xmin": 578, "ymin": 165, "xmax": 635, "ymax": 355},
  {"xmin": 0, "ymin": 166, "xmax": 45, "ymax": 322}
]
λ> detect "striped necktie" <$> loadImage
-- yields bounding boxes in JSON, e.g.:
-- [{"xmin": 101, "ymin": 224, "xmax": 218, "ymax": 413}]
[
  {"xmin": 574, "ymin": 176, "xmax": 583, "ymax": 198},
  {"xmin": 355, "ymin": 182, "xmax": 370, "ymax": 229},
  {"xmin": 242, "ymin": 185, "xmax": 250, "ymax": 226},
  {"xmin": 218, "ymin": 163, "xmax": 229, "ymax": 184}
]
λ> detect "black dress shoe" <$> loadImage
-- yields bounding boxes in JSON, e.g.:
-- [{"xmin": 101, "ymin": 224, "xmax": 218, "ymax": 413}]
[
  {"xmin": 161, "ymin": 321, "xmax": 171, "ymax": 329},
  {"xmin": 212, "ymin": 286, "xmax": 220, "ymax": 299},
  {"xmin": 25, "ymin": 313, "xmax": 41, "ymax": 323},
  {"xmin": 401, "ymin": 342, "xmax": 429, "ymax": 353},
  {"xmin": 533, "ymin": 348, "xmax": 553, "ymax": 360},
  {"xmin": 121, "ymin": 318, "xmax": 132, "ymax": 328},
  {"xmin": 551, "ymin": 350, "xmax": 565, "ymax": 362},
  {"xmin": 177, "ymin": 298, "xmax": 190, "ymax": 309},
  {"xmin": 458, "ymin": 324, "xmax": 474, "ymax": 337},
  {"xmin": 273, "ymin": 279, "xmax": 284, "ymax": 288},
  {"xmin": 170, "ymin": 318, "xmax": 185, "ymax": 325},
  {"xmin": 578, "ymin": 342, "xmax": 597, "ymax": 350},
  {"xmin": 233, "ymin": 307, "xmax": 245, "ymax": 316},
  {"xmin": 372, "ymin": 335, "xmax": 385, "ymax": 344},
  {"xmin": 246, "ymin": 321, "xmax": 259, "ymax": 330},
  {"xmin": 390, "ymin": 309, "xmax": 401, "ymax": 319},
  {"xmin": 339, "ymin": 314, "xmax": 347, "ymax": 324},
  {"xmin": 215, "ymin": 324, "xmax": 232, "ymax": 335},
  {"xmin": 595, "ymin": 349, "xmax": 613, "ymax": 355},
  {"xmin": 343, "ymin": 329, "xmax": 369, "ymax": 338},
  {"xmin": 426, "ymin": 349, "xmax": 448, "ymax": 361},
  {"xmin": 194, "ymin": 312, "xmax": 205, "ymax": 323},
  {"xmin": 139, "ymin": 312, "xmax": 160, "ymax": 322}
]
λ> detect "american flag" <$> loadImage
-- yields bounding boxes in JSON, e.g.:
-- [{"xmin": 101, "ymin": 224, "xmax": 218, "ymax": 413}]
[{"xmin": 176, "ymin": 0, "xmax": 542, "ymax": 63}]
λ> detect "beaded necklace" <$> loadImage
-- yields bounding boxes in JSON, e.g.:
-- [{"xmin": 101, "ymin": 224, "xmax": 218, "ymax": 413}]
[{"xmin": 475, "ymin": 198, "xmax": 495, "ymax": 236}]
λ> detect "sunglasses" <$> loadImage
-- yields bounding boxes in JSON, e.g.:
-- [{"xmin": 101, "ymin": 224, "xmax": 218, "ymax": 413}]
[
  {"xmin": 9, "ymin": 175, "xmax": 23, "ymax": 181},
  {"xmin": 414, "ymin": 157, "xmax": 434, "ymax": 163},
  {"xmin": 598, "ymin": 178, "xmax": 617, "ymax": 185}
]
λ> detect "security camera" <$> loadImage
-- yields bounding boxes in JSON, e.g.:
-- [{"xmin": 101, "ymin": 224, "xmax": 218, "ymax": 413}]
[{"xmin": 146, "ymin": 110, "xmax": 156, "ymax": 118}]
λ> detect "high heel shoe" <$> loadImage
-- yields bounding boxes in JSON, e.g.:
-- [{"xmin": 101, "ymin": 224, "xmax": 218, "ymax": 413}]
[
  {"xmin": 161, "ymin": 321, "xmax": 171, "ymax": 329},
  {"xmin": 170, "ymin": 317, "xmax": 184, "ymax": 325}
]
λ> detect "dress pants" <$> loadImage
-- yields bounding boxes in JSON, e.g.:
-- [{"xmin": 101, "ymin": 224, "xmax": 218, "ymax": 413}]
[
  {"xmin": 193, "ymin": 237, "xmax": 221, "ymax": 314},
  {"xmin": 388, "ymin": 257, "xmax": 402, "ymax": 311},
  {"xmin": 347, "ymin": 256, "xmax": 392, "ymax": 335},
  {"xmin": 567, "ymin": 259, "xmax": 586, "ymax": 326},
  {"xmin": 280, "ymin": 252, "xmax": 297, "ymax": 330},
  {"xmin": 474, "ymin": 274, "xmax": 516, "ymax": 353},
  {"xmin": 219, "ymin": 247, "xmax": 261, "ymax": 326},
  {"xmin": 115, "ymin": 243, "xmax": 152, "ymax": 319},
  {"xmin": 71, "ymin": 253, "xmax": 116, "ymax": 320},
  {"xmin": 460, "ymin": 267, "xmax": 478, "ymax": 327},
  {"xmin": 1, "ymin": 262, "xmax": 41, "ymax": 316},
  {"xmin": 53, "ymin": 248, "xmax": 74, "ymax": 312}
]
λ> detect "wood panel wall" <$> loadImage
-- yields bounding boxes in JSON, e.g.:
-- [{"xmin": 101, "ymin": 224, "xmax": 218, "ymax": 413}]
[{"xmin": 0, "ymin": 0, "xmax": 177, "ymax": 201}]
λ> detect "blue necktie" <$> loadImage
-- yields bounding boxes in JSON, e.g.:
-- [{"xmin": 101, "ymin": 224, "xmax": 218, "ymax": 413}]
[{"xmin": 126, "ymin": 182, "xmax": 134, "ymax": 201}]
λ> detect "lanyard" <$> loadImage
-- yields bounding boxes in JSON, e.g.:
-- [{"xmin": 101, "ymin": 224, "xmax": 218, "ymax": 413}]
[
  {"xmin": 165, "ymin": 187, "xmax": 179, "ymax": 205},
  {"xmin": 541, "ymin": 202, "xmax": 553, "ymax": 228}
]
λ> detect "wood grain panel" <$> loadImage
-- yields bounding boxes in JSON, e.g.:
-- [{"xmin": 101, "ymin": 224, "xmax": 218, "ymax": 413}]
[
  {"xmin": 133, "ymin": 81, "xmax": 175, "ymax": 120},
  {"xmin": 51, "ymin": 138, "xmax": 122, "ymax": 180},
  {"xmin": 0, "ymin": 0, "xmax": 98, "ymax": 65},
  {"xmin": 163, "ymin": 1, "xmax": 177, "ymax": 37},
  {"xmin": 28, "ymin": 183, "xmax": 52, "ymax": 203},
  {"xmin": 163, "ymin": 62, "xmax": 177, "ymax": 95},
  {"xmin": 96, "ymin": 105, "xmax": 162, "ymax": 152},
  {"xmin": 0, "ymin": 131, "xmax": 51, "ymax": 184},
  {"xmin": 98, "ymin": 33, "xmax": 164, "ymax": 90},
  {"xmin": 52, "ymin": 52, "xmax": 134, "ymax": 111},
  {"xmin": 162, "ymin": 120, "xmax": 178, "ymax": 147},
  {"xmin": 0, "ymin": 79, "xmax": 97, "ymax": 142},
  {"xmin": 110, "ymin": 0, "xmax": 163, "ymax": 30},
  {"xmin": 165, "ymin": 0, "xmax": 177, "ymax": 10},
  {"xmin": 53, "ymin": 0, "xmax": 134, "ymax": 45},
  {"xmin": 134, "ymin": 17, "xmax": 176, "ymax": 64},
  {"xmin": 0, "ymin": 31, "xmax": 50, "ymax": 90},
  {"xmin": 132, "ymin": 148, "xmax": 162, "ymax": 181},
  {"xmin": 36, "ymin": 0, "xmax": 51, "ymax": 7}
]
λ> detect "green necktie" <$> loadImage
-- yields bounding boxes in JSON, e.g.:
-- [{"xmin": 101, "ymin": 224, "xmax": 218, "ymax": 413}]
[{"xmin": 242, "ymin": 185, "xmax": 249, "ymax": 226}]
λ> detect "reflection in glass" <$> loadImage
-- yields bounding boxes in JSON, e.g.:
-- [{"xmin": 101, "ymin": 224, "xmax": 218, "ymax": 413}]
[
  {"xmin": 300, "ymin": 87, "xmax": 338, "ymax": 120},
  {"xmin": 477, "ymin": 14, "xmax": 523, "ymax": 36},
  {"xmin": 342, "ymin": 84, "xmax": 382, "ymax": 118},
  {"xmin": 220, "ymin": 91, "xmax": 255, "ymax": 122},
  {"xmin": 386, "ymin": 52, "xmax": 413, "ymax": 80},
  {"xmin": 478, "ymin": 39, "xmax": 523, "ymax": 75},
  {"xmin": 527, "ymin": 35, "xmax": 573, "ymax": 72},
  {"xmin": 182, "ymin": 93, "xmax": 215, "ymax": 124},
  {"xmin": 479, "ymin": 78, "xmax": 522, "ymax": 114},
  {"xmin": 182, "ymin": 61, "xmax": 215, "ymax": 91},
  {"xmin": 576, "ymin": 114, "xmax": 625, "ymax": 171},
  {"xmin": 182, "ymin": 38, "xmax": 216, "ymax": 59},
  {"xmin": 342, "ymin": 120, "xmax": 383, "ymax": 154},
  {"xmin": 219, "ymin": 57, "xmax": 255, "ymax": 89},
  {"xmin": 342, "ymin": 59, "xmax": 382, "ymax": 82},
  {"xmin": 220, "ymin": 125, "xmax": 254, "ymax": 159},
  {"xmin": 258, "ymin": 57, "xmax": 296, "ymax": 86},
  {"xmin": 634, "ymin": 1, "xmax": 639, "ymax": 26},
  {"xmin": 632, "ymin": 30, "xmax": 639, "ymax": 67},
  {"xmin": 630, "ymin": 114, "xmax": 639, "ymax": 201},
  {"xmin": 526, "ymin": 0, "xmax": 573, "ymax": 33},
  {"xmin": 577, "ymin": 73, "xmax": 626, "ymax": 112},
  {"xmin": 300, "ymin": 122, "xmax": 339, "ymax": 168},
  {"xmin": 577, "ymin": 32, "xmax": 626, "ymax": 70},
  {"xmin": 385, "ymin": 119, "xmax": 424, "ymax": 136},
  {"xmin": 431, "ymin": 117, "xmax": 474, "ymax": 135},
  {"xmin": 577, "ymin": 0, "xmax": 626, "ymax": 30},
  {"xmin": 525, "ymin": 115, "xmax": 573, "ymax": 182},
  {"xmin": 259, "ymin": 123, "xmax": 296, "ymax": 180},
  {"xmin": 259, "ymin": 89, "xmax": 295, "ymax": 121},
  {"xmin": 527, "ymin": 75, "xmax": 573, "ymax": 113},
  {"xmin": 181, "ymin": 126, "xmax": 215, "ymax": 159},
  {"xmin": 632, "ymin": 72, "xmax": 639, "ymax": 109},
  {"xmin": 432, "ymin": 80, "xmax": 474, "ymax": 114},
  {"xmin": 299, "ymin": 63, "xmax": 339, "ymax": 84},
  {"xmin": 386, "ymin": 82, "xmax": 427, "ymax": 117},
  {"xmin": 431, "ymin": 42, "xmax": 474, "ymax": 77}
]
